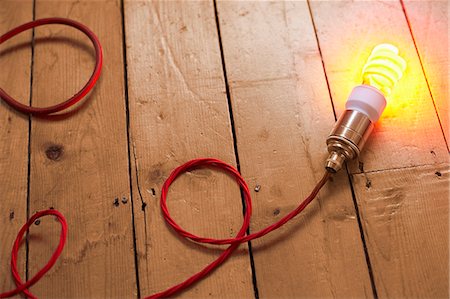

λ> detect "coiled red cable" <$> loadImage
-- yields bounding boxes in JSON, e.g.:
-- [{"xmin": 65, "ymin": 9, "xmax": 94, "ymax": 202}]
[
  {"xmin": 1, "ymin": 19, "xmax": 330, "ymax": 299},
  {"xmin": 0, "ymin": 210, "xmax": 67, "ymax": 299},
  {"xmin": 0, "ymin": 18, "xmax": 103, "ymax": 116},
  {"xmin": 1, "ymin": 158, "xmax": 330, "ymax": 298},
  {"xmin": 149, "ymin": 158, "xmax": 330, "ymax": 298}
]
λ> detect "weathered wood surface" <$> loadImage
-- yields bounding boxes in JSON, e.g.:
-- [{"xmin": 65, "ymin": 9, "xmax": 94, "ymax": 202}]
[
  {"xmin": 0, "ymin": 0, "xmax": 33, "ymax": 293},
  {"xmin": 403, "ymin": 0, "xmax": 449, "ymax": 149},
  {"xmin": 309, "ymin": 0, "xmax": 448, "ymax": 173},
  {"xmin": 352, "ymin": 164, "xmax": 449, "ymax": 298},
  {"xmin": 309, "ymin": 1, "xmax": 449, "ymax": 298},
  {"xmin": 27, "ymin": 0, "xmax": 136, "ymax": 297},
  {"xmin": 217, "ymin": 1, "xmax": 373, "ymax": 298},
  {"xmin": 0, "ymin": 0, "xmax": 448, "ymax": 298},
  {"xmin": 124, "ymin": 0, "xmax": 254, "ymax": 297}
]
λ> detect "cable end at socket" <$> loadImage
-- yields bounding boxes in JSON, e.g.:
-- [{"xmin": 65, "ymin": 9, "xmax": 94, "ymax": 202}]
[{"xmin": 325, "ymin": 151, "xmax": 346, "ymax": 173}]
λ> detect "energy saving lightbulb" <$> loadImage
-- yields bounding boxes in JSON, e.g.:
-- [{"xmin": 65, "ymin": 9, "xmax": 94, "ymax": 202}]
[{"xmin": 325, "ymin": 44, "xmax": 406, "ymax": 173}]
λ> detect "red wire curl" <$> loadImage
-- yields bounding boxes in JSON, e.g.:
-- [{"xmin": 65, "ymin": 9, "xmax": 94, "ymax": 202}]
[
  {"xmin": 0, "ymin": 209, "xmax": 67, "ymax": 299},
  {"xmin": 0, "ymin": 158, "xmax": 329, "ymax": 298},
  {"xmin": 150, "ymin": 158, "xmax": 330, "ymax": 298},
  {"xmin": 1, "ymin": 21, "xmax": 329, "ymax": 297},
  {"xmin": 0, "ymin": 18, "xmax": 103, "ymax": 116}
]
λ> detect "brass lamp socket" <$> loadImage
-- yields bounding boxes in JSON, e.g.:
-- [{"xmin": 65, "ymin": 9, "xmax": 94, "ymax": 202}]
[{"xmin": 325, "ymin": 110, "xmax": 374, "ymax": 173}]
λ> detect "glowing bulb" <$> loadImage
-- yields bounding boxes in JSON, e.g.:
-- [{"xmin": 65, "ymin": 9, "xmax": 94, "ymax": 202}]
[
  {"xmin": 362, "ymin": 43, "xmax": 407, "ymax": 96},
  {"xmin": 325, "ymin": 44, "xmax": 406, "ymax": 173},
  {"xmin": 345, "ymin": 44, "xmax": 407, "ymax": 122}
]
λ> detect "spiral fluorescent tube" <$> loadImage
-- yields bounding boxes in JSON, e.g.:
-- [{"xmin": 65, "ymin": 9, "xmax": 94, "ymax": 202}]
[{"xmin": 325, "ymin": 44, "xmax": 407, "ymax": 173}]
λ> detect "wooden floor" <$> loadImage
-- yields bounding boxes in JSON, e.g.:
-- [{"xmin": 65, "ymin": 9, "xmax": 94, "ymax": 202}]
[{"xmin": 1, "ymin": 0, "xmax": 448, "ymax": 298}]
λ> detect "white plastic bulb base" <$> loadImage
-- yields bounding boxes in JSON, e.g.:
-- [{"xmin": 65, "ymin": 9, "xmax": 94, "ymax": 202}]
[
  {"xmin": 325, "ymin": 85, "xmax": 385, "ymax": 173},
  {"xmin": 345, "ymin": 84, "xmax": 386, "ymax": 122}
]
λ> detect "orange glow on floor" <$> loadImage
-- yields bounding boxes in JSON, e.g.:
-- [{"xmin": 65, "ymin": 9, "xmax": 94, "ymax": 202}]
[{"xmin": 332, "ymin": 40, "xmax": 430, "ymax": 129}]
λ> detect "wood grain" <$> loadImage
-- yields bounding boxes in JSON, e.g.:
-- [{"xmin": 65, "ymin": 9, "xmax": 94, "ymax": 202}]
[
  {"xmin": 124, "ymin": 1, "xmax": 254, "ymax": 297},
  {"xmin": 309, "ymin": 0, "xmax": 448, "ymax": 173},
  {"xmin": 27, "ymin": 0, "xmax": 136, "ymax": 297},
  {"xmin": 403, "ymin": 0, "xmax": 449, "ymax": 148},
  {"xmin": 0, "ymin": 0, "xmax": 33, "ymax": 293},
  {"xmin": 217, "ymin": 1, "xmax": 373, "ymax": 298},
  {"xmin": 352, "ymin": 164, "xmax": 449, "ymax": 298},
  {"xmin": 309, "ymin": 1, "xmax": 449, "ymax": 297},
  {"xmin": 1, "ymin": 1, "xmax": 448, "ymax": 298}
]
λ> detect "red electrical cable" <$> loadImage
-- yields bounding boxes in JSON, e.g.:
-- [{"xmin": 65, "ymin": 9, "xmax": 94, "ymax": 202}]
[
  {"xmin": 0, "ymin": 18, "xmax": 97, "ymax": 299},
  {"xmin": 1, "ymin": 158, "xmax": 330, "ymax": 298},
  {"xmin": 0, "ymin": 209, "xmax": 67, "ymax": 299},
  {"xmin": 150, "ymin": 158, "xmax": 330, "ymax": 298},
  {"xmin": 0, "ymin": 18, "xmax": 103, "ymax": 116},
  {"xmin": 1, "ymin": 19, "xmax": 330, "ymax": 299}
]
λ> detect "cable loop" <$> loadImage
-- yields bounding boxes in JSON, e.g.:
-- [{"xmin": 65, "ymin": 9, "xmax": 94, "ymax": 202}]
[
  {"xmin": 0, "ymin": 210, "xmax": 68, "ymax": 299},
  {"xmin": 152, "ymin": 158, "xmax": 330, "ymax": 298},
  {"xmin": 0, "ymin": 18, "xmax": 103, "ymax": 115},
  {"xmin": 0, "ymin": 158, "xmax": 329, "ymax": 298}
]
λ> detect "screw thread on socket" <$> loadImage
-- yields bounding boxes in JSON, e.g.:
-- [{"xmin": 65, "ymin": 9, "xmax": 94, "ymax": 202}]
[{"xmin": 325, "ymin": 151, "xmax": 346, "ymax": 173}]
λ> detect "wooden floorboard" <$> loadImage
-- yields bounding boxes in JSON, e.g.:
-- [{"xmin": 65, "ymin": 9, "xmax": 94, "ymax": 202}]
[
  {"xmin": 309, "ymin": 0, "xmax": 448, "ymax": 174},
  {"xmin": 26, "ymin": 0, "xmax": 136, "ymax": 297},
  {"xmin": 0, "ymin": 0, "xmax": 33, "ymax": 293},
  {"xmin": 308, "ymin": 1, "xmax": 449, "ymax": 298},
  {"xmin": 124, "ymin": 1, "xmax": 254, "ymax": 297},
  {"xmin": 402, "ymin": 0, "xmax": 449, "ymax": 149},
  {"xmin": 216, "ymin": 1, "xmax": 373, "ymax": 298},
  {"xmin": 352, "ymin": 164, "xmax": 449, "ymax": 298},
  {"xmin": 0, "ymin": 0, "xmax": 448, "ymax": 298}
]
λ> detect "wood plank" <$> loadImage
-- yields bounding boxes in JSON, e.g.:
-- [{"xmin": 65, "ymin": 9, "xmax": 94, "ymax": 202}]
[
  {"xmin": 352, "ymin": 164, "xmax": 449, "ymax": 298},
  {"xmin": 309, "ymin": 1, "xmax": 449, "ymax": 298},
  {"xmin": 124, "ymin": 1, "xmax": 254, "ymax": 297},
  {"xmin": 309, "ymin": 0, "xmax": 448, "ymax": 173},
  {"xmin": 27, "ymin": 0, "xmax": 136, "ymax": 297},
  {"xmin": 0, "ymin": 0, "xmax": 33, "ymax": 294},
  {"xmin": 217, "ymin": 1, "xmax": 373, "ymax": 297},
  {"xmin": 402, "ymin": 0, "xmax": 449, "ymax": 148}
]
